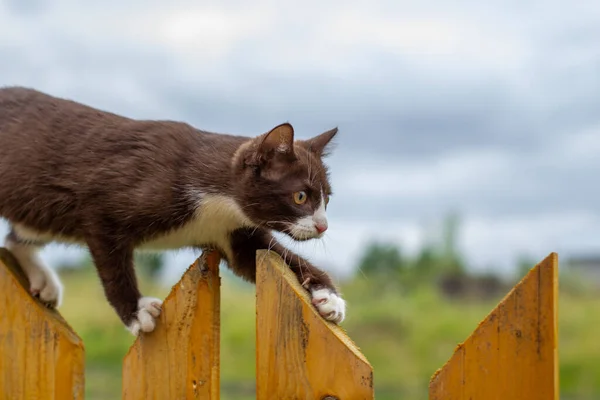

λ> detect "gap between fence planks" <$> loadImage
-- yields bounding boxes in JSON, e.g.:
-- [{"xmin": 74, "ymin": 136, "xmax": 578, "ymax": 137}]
[
  {"xmin": 122, "ymin": 251, "xmax": 221, "ymax": 400},
  {"xmin": 429, "ymin": 252, "xmax": 559, "ymax": 400},
  {"xmin": 256, "ymin": 250, "xmax": 374, "ymax": 400},
  {"xmin": 0, "ymin": 248, "xmax": 85, "ymax": 400}
]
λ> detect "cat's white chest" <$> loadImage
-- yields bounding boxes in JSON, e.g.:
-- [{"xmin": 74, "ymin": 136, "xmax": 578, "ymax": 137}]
[{"xmin": 140, "ymin": 194, "xmax": 255, "ymax": 259}]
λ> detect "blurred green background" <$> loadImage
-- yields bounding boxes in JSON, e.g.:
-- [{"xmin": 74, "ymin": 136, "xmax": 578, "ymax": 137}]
[{"xmin": 55, "ymin": 216, "xmax": 600, "ymax": 400}]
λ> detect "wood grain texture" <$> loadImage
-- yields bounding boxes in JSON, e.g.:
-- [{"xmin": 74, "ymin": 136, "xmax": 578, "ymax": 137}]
[
  {"xmin": 0, "ymin": 248, "xmax": 85, "ymax": 400},
  {"xmin": 122, "ymin": 251, "xmax": 221, "ymax": 400},
  {"xmin": 429, "ymin": 252, "xmax": 559, "ymax": 400},
  {"xmin": 256, "ymin": 250, "xmax": 374, "ymax": 400}
]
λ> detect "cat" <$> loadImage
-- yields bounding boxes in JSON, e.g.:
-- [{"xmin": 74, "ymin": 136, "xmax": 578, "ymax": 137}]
[{"xmin": 0, "ymin": 86, "xmax": 345, "ymax": 335}]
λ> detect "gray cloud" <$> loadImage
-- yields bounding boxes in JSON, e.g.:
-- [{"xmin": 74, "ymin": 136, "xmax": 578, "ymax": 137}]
[{"xmin": 1, "ymin": 0, "xmax": 599, "ymax": 273}]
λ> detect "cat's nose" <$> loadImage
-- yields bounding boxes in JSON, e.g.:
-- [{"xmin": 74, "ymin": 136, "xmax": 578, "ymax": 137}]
[{"xmin": 314, "ymin": 221, "xmax": 328, "ymax": 234}]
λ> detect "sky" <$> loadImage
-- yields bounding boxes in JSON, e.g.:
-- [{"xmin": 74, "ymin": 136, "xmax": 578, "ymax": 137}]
[{"xmin": 1, "ymin": 0, "xmax": 599, "ymax": 283}]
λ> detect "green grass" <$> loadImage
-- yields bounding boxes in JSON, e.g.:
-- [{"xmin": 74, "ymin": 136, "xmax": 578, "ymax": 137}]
[{"xmin": 57, "ymin": 267, "xmax": 600, "ymax": 400}]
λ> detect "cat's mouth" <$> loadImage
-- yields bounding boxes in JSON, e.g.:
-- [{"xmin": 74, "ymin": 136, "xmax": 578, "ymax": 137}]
[{"xmin": 284, "ymin": 223, "xmax": 324, "ymax": 242}]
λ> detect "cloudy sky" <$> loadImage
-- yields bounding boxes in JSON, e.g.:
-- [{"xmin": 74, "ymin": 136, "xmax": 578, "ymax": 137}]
[{"xmin": 1, "ymin": 0, "xmax": 599, "ymax": 282}]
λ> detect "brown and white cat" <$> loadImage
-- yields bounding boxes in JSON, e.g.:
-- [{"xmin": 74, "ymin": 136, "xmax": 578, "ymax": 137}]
[{"xmin": 0, "ymin": 86, "xmax": 345, "ymax": 335}]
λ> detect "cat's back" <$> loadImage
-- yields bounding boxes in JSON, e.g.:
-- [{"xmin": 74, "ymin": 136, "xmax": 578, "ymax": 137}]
[
  {"xmin": 0, "ymin": 86, "xmax": 55, "ymax": 106},
  {"xmin": 0, "ymin": 86, "xmax": 42, "ymax": 110},
  {"xmin": 0, "ymin": 86, "xmax": 47, "ymax": 133},
  {"xmin": 0, "ymin": 87, "xmax": 239, "ymax": 148},
  {"xmin": 0, "ymin": 86, "xmax": 146, "ymax": 171},
  {"xmin": 0, "ymin": 86, "xmax": 127, "ymax": 138},
  {"xmin": 0, "ymin": 86, "xmax": 124, "ymax": 114},
  {"xmin": 0, "ymin": 86, "xmax": 250, "ymax": 179}
]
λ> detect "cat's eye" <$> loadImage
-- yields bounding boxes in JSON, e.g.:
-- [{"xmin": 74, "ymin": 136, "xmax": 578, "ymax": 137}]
[
  {"xmin": 294, "ymin": 191, "xmax": 307, "ymax": 205},
  {"xmin": 325, "ymin": 195, "xmax": 330, "ymax": 206}
]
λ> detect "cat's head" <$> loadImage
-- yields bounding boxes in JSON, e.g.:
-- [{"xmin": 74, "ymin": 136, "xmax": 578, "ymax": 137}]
[{"xmin": 233, "ymin": 123, "xmax": 337, "ymax": 241}]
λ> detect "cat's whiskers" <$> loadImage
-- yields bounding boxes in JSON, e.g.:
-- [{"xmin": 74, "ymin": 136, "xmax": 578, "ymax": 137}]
[
  {"xmin": 257, "ymin": 234, "xmax": 278, "ymax": 268},
  {"xmin": 317, "ymin": 234, "xmax": 329, "ymax": 254},
  {"xmin": 266, "ymin": 236, "xmax": 276, "ymax": 252},
  {"xmin": 282, "ymin": 246, "xmax": 291, "ymax": 267},
  {"xmin": 241, "ymin": 202, "xmax": 261, "ymax": 210},
  {"xmin": 307, "ymin": 150, "xmax": 313, "ymax": 186},
  {"xmin": 250, "ymin": 224, "xmax": 263, "ymax": 236},
  {"xmin": 284, "ymin": 238, "xmax": 307, "ymax": 280},
  {"xmin": 287, "ymin": 244, "xmax": 308, "ymax": 285},
  {"xmin": 249, "ymin": 220, "xmax": 271, "ymax": 236}
]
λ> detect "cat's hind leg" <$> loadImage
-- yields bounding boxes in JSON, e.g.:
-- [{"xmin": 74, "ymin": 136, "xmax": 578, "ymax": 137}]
[{"xmin": 4, "ymin": 227, "xmax": 63, "ymax": 308}]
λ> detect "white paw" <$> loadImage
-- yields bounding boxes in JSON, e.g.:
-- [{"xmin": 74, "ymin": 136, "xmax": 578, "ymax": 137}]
[
  {"xmin": 27, "ymin": 264, "xmax": 63, "ymax": 308},
  {"xmin": 5, "ymin": 240, "xmax": 63, "ymax": 308},
  {"xmin": 127, "ymin": 297, "xmax": 163, "ymax": 336},
  {"xmin": 310, "ymin": 287, "xmax": 346, "ymax": 324},
  {"xmin": 37, "ymin": 267, "xmax": 63, "ymax": 308}
]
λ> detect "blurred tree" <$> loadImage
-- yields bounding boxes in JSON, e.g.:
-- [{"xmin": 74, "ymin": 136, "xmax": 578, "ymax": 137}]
[
  {"xmin": 441, "ymin": 212, "xmax": 459, "ymax": 257},
  {"xmin": 135, "ymin": 253, "xmax": 165, "ymax": 280},
  {"xmin": 411, "ymin": 211, "xmax": 466, "ymax": 279},
  {"xmin": 357, "ymin": 241, "xmax": 404, "ymax": 278},
  {"xmin": 354, "ymin": 211, "xmax": 468, "ymax": 289},
  {"xmin": 515, "ymin": 254, "xmax": 537, "ymax": 281},
  {"xmin": 413, "ymin": 244, "xmax": 439, "ymax": 277},
  {"xmin": 439, "ymin": 211, "xmax": 466, "ymax": 276}
]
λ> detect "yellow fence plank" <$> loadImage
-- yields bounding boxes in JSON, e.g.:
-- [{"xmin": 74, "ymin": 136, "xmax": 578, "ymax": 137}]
[
  {"xmin": 429, "ymin": 344, "xmax": 464, "ymax": 400},
  {"xmin": 429, "ymin": 252, "xmax": 559, "ymax": 400},
  {"xmin": 0, "ymin": 248, "xmax": 85, "ymax": 400},
  {"xmin": 256, "ymin": 250, "xmax": 374, "ymax": 400},
  {"xmin": 122, "ymin": 251, "xmax": 221, "ymax": 400}
]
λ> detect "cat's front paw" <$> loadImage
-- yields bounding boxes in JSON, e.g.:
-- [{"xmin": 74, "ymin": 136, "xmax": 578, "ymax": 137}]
[
  {"xmin": 310, "ymin": 287, "xmax": 346, "ymax": 324},
  {"xmin": 29, "ymin": 267, "xmax": 63, "ymax": 309},
  {"xmin": 127, "ymin": 297, "xmax": 163, "ymax": 336}
]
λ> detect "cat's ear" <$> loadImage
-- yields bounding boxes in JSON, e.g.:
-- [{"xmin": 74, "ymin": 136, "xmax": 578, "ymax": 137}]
[
  {"xmin": 258, "ymin": 123, "xmax": 295, "ymax": 155},
  {"xmin": 245, "ymin": 123, "xmax": 296, "ymax": 168},
  {"xmin": 300, "ymin": 127, "xmax": 338, "ymax": 157}
]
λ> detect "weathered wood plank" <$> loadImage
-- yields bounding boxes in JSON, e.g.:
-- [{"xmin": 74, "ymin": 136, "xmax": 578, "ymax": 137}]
[
  {"xmin": 256, "ymin": 250, "xmax": 374, "ymax": 400},
  {"xmin": 429, "ymin": 252, "xmax": 559, "ymax": 400},
  {"xmin": 0, "ymin": 248, "xmax": 85, "ymax": 400},
  {"xmin": 122, "ymin": 251, "xmax": 221, "ymax": 400},
  {"xmin": 429, "ymin": 344, "xmax": 464, "ymax": 400}
]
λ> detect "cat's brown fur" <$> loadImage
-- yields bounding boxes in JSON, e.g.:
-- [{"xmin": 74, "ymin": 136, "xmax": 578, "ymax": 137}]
[{"xmin": 0, "ymin": 86, "xmax": 345, "ymax": 334}]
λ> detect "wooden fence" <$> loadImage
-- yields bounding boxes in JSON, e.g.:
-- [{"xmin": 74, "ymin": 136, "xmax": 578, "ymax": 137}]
[
  {"xmin": 0, "ymin": 248, "xmax": 559, "ymax": 399},
  {"xmin": 0, "ymin": 248, "xmax": 85, "ymax": 399},
  {"xmin": 429, "ymin": 252, "xmax": 559, "ymax": 400}
]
